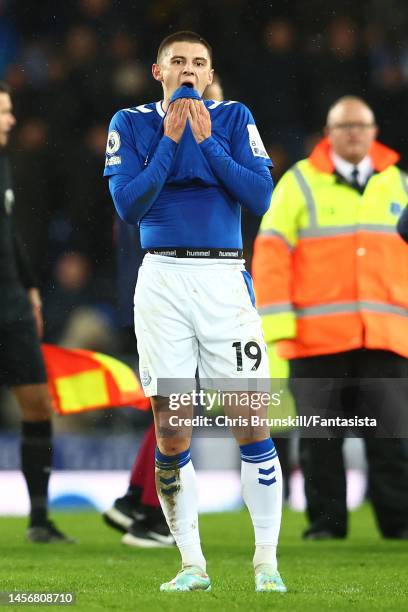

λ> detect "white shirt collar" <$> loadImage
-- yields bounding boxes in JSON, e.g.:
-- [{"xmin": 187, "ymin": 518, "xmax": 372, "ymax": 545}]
[
  {"xmin": 156, "ymin": 101, "xmax": 165, "ymax": 118},
  {"xmin": 330, "ymin": 151, "xmax": 373, "ymax": 186}
]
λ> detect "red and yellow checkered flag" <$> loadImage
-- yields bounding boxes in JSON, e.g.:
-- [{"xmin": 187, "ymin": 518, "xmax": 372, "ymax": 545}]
[{"xmin": 42, "ymin": 344, "xmax": 150, "ymax": 414}]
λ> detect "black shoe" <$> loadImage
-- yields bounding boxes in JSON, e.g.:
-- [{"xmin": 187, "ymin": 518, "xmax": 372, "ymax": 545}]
[
  {"xmin": 303, "ymin": 528, "xmax": 346, "ymax": 541},
  {"xmin": 27, "ymin": 520, "xmax": 75, "ymax": 544},
  {"xmin": 103, "ymin": 495, "xmax": 145, "ymax": 533},
  {"xmin": 122, "ymin": 509, "xmax": 175, "ymax": 548}
]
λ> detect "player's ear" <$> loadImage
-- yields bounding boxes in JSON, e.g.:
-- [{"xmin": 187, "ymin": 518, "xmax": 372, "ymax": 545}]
[
  {"xmin": 152, "ymin": 63, "xmax": 163, "ymax": 82},
  {"xmin": 207, "ymin": 69, "xmax": 214, "ymax": 86}
]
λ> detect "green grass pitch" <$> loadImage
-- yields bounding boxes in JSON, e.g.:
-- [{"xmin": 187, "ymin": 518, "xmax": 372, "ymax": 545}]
[{"xmin": 0, "ymin": 505, "xmax": 407, "ymax": 611}]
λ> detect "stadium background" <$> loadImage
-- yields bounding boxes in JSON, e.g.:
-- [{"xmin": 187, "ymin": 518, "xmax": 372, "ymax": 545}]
[{"xmin": 1, "ymin": 0, "xmax": 407, "ymax": 513}]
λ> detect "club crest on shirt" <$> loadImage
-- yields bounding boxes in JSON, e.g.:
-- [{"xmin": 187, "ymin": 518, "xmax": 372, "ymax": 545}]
[
  {"xmin": 106, "ymin": 130, "xmax": 121, "ymax": 155},
  {"xmin": 4, "ymin": 188, "xmax": 15, "ymax": 214}
]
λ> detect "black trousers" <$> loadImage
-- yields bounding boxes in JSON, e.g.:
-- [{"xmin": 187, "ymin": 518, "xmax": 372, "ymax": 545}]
[
  {"xmin": 289, "ymin": 349, "xmax": 408, "ymax": 537},
  {"xmin": 0, "ymin": 286, "xmax": 46, "ymax": 386}
]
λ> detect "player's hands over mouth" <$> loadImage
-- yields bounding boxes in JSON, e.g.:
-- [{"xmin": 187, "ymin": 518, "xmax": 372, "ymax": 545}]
[
  {"xmin": 188, "ymin": 100, "xmax": 211, "ymax": 143},
  {"xmin": 164, "ymin": 99, "xmax": 189, "ymax": 143}
]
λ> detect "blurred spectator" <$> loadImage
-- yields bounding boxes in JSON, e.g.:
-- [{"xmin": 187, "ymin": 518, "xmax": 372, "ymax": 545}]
[
  {"xmin": 364, "ymin": 24, "xmax": 396, "ymax": 89},
  {"xmin": 364, "ymin": 24, "xmax": 408, "ymax": 164},
  {"xmin": 43, "ymin": 251, "xmax": 115, "ymax": 351},
  {"xmin": 0, "ymin": 0, "xmax": 18, "ymax": 78},
  {"xmin": 203, "ymin": 72, "xmax": 223, "ymax": 101},
  {"xmin": 77, "ymin": 0, "xmax": 113, "ymax": 27},
  {"xmin": 63, "ymin": 24, "xmax": 109, "ymax": 132},
  {"xmin": 254, "ymin": 18, "xmax": 306, "ymax": 161},
  {"xmin": 306, "ymin": 17, "xmax": 371, "ymax": 127},
  {"xmin": 108, "ymin": 31, "xmax": 150, "ymax": 110},
  {"xmin": 20, "ymin": 41, "xmax": 50, "ymax": 87},
  {"xmin": 41, "ymin": 54, "xmax": 81, "ymax": 149},
  {"xmin": 65, "ymin": 122, "xmax": 115, "ymax": 272},
  {"xmin": 11, "ymin": 118, "xmax": 53, "ymax": 281}
]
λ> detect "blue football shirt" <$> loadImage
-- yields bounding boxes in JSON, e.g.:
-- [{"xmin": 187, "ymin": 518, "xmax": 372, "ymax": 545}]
[{"xmin": 104, "ymin": 97, "xmax": 272, "ymax": 249}]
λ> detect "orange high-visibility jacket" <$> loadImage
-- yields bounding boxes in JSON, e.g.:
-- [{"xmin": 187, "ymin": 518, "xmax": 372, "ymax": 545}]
[{"xmin": 252, "ymin": 138, "xmax": 408, "ymax": 359}]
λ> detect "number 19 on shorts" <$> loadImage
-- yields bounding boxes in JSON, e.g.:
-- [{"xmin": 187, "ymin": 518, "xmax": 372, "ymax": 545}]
[{"xmin": 232, "ymin": 341, "xmax": 262, "ymax": 372}]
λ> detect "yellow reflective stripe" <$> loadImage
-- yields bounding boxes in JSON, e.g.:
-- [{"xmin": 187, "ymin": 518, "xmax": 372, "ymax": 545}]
[
  {"xmin": 258, "ymin": 228, "xmax": 293, "ymax": 250},
  {"xmin": 56, "ymin": 370, "xmax": 108, "ymax": 412},
  {"xmin": 291, "ymin": 165, "xmax": 317, "ymax": 226},
  {"xmin": 361, "ymin": 301, "xmax": 408, "ymax": 317},
  {"xmin": 296, "ymin": 303, "xmax": 358, "ymax": 316},
  {"xmin": 296, "ymin": 301, "xmax": 408, "ymax": 318},
  {"xmin": 299, "ymin": 225, "xmax": 356, "ymax": 238},
  {"xmin": 299, "ymin": 224, "xmax": 397, "ymax": 238},
  {"xmin": 357, "ymin": 224, "xmax": 396, "ymax": 233},
  {"xmin": 259, "ymin": 303, "xmax": 294, "ymax": 315},
  {"xmin": 92, "ymin": 352, "xmax": 138, "ymax": 393}
]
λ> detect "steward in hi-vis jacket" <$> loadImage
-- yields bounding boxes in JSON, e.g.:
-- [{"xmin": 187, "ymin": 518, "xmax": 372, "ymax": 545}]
[
  {"xmin": 252, "ymin": 96, "xmax": 408, "ymax": 541},
  {"xmin": 253, "ymin": 137, "xmax": 408, "ymax": 360}
]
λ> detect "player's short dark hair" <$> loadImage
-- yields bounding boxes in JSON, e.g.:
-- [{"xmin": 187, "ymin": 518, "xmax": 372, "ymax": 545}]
[
  {"xmin": 0, "ymin": 81, "xmax": 11, "ymax": 95},
  {"xmin": 157, "ymin": 31, "xmax": 212, "ymax": 65}
]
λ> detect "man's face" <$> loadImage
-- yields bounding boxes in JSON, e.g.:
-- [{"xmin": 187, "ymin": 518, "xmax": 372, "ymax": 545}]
[
  {"xmin": 152, "ymin": 41, "xmax": 213, "ymax": 100},
  {"xmin": 0, "ymin": 93, "xmax": 16, "ymax": 148},
  {"xmin": 326, "ymin": 100, "xmax": 377, "ymax": 164}
]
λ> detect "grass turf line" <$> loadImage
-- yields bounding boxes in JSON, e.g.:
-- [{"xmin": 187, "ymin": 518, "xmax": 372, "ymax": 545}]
[{"xmin": 0, "ymin": 505, "xmax": 407, "ymax": 611}]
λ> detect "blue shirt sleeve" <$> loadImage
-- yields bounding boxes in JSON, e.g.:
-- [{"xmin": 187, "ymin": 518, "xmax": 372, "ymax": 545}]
[
  {"xmin": 104, "ymin": 111, "xmax": 177, "ymax": 224},
  {"xmin": 230, "ymin": 103, "xmax": 273, "ymax": 170},
  {"xmin": 198, "ymin": 103, "xmax": 273, "ymax": 215}
]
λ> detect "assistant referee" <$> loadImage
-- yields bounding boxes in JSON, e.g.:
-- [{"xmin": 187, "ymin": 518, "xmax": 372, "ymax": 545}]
[{"xmin": 0, "ymin": 82, "xmax": 72, "ymax": 543}]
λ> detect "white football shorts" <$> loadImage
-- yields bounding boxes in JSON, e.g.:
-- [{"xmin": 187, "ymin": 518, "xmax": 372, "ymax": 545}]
[{"xmin": 134, "ymin": 254, "xmax": 270, "ymax": 396}]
